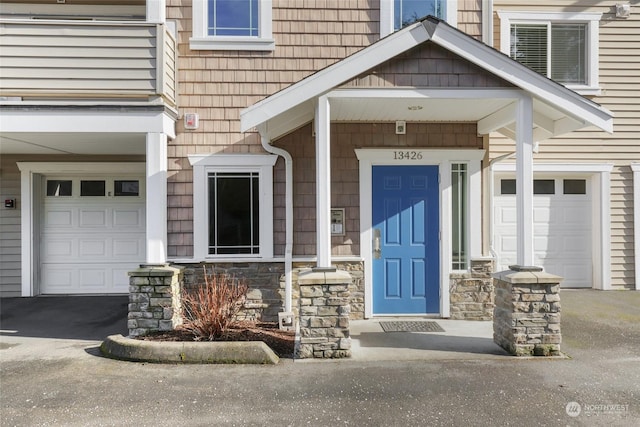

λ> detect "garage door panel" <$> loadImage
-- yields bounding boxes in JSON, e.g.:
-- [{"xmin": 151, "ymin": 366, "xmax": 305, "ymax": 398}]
[
  {"xmin": 79, "ymin": 268, "xmax": 108, "ymax": 288},
  {"xmin": 42, "ymin": 239, "xmax": 74, "ymax": 259},
  {"xmin": 79, "ymin": 239, "xmax": 108, "ymax": 257},
  {"xmin": 79, "ymin": 209, "xmax": 108, "ymax": 228},
  {"xmin": 44, "ymin": 210, "xmax": 74, "ymax": 228},
  {"xmin": 113, "ymin": 237, "xmax": 144, "ymax": 257},
  {"xmin": 499, "ymin": 206, "xmax": 517, "ymax": 225},
  {"xmin": 41, "ymin": 266, "xmax": 75, "ymax": 292},
  {"xmin": 113, "ymin": 209, "xmax": 143, "ymax": 227},
  {"xmin": 533, "ymin": 207, "xmax": 551, "ymax": 223}
]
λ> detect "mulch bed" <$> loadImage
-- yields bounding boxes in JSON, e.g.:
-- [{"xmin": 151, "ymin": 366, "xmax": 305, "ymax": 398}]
[{"xmin": 136, "ymin": 321, "xmax": 296, "ymax": 358}]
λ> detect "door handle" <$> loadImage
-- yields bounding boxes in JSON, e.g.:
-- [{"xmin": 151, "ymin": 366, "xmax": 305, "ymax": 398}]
[{"xmin": 373, "ymin": 228, "xmax": 381, "ymax": 259}]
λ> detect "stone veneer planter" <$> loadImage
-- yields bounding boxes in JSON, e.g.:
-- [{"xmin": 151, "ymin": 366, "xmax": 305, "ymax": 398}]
[{"xmin": 493, "ymin": 266, "xmax": 563, "ymax": 357}]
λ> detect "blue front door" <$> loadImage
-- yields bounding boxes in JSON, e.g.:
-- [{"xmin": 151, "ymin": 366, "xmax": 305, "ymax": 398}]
[{"xmin": 372, "ymin": 166, "xmax": 440, "ymax": 314}]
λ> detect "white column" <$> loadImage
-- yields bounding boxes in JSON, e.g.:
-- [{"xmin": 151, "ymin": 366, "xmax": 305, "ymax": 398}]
[
  {"xmin": 146, "ymin": 133, "xmax": 168, "ymax": 264},
  {"xmin": 315, "ymin": 96, "xmax": 332, "ymax": 268},
  {"xmin": 146, "ymin": 0, "xmax": 166, "ymax": 23},
  {"xmin": 515, "ymin": 95, "xmax": 535, "ymax": 266}
]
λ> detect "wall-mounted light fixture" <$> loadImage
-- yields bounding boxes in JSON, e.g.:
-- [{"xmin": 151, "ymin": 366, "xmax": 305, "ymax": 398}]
[
  {"xmin": 395, "ymin": 120, "xmax": 406, "ymax": 134},
  {"xmin": 616, "ymin": 3, "xmax": 631, "ymax": 18}
]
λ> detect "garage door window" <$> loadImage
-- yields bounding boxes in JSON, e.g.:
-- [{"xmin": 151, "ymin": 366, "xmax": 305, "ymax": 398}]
[
  {"xmin": 500, "ymin": 179, "xmax": 557, "ymax": 195},
  {"xmin": 46, "ymin": 180, "xmax": 72, "ymax": 197},
  {"xmin": 563, "ymin": 179, "xmax": 586, "ymax": 195},
  {"xmin": 81, "ymin": 180, "xmax": 106, "ymax": 197},
  {"xmin": 115, "ymin": 180, "xmax": 139, "ymax": 197}
]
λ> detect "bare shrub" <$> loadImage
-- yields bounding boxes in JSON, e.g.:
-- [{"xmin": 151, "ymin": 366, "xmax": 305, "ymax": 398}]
[{"xmin": 179, "ymin": 268, "xmax": 249, "ymax": 341}]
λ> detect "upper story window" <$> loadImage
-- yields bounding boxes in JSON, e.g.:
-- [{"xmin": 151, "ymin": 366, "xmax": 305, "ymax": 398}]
[
  {"xmin": 190, "ymin": 0, "xmax": 275, "ymax": 51},
  {"xmin": 381, "ymin": 0, "xmax": 457, "ymax": 38},
  {"xmin": 498, "ymin": 11, "xmax": 602, "ymax": 95}
]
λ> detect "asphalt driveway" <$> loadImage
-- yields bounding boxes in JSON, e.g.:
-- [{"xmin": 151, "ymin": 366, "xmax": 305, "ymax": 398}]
[{"xmin": 1, "ymin": 290, "xmax": 638, "ymax": 426}]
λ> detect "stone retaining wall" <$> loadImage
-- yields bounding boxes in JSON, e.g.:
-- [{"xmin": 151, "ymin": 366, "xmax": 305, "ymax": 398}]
[
  {"xmin": 449, "ymin": 258, "xmax": 495, "ymax": 320},
  {"xmin": 128, "ymin": 264, "xmax": 184, "ymax": 337},
  {"xmin": 493, "ymin": 266, "xmax": 562, "ymax": 356}
]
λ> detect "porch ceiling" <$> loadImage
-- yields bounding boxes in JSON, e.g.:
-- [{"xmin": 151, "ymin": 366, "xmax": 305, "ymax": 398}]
[
  {"xmin": 329, "ymin": 96, "xmax": 512, "ymax": 122},
  {"xmin": 0, "ymin": 132, "xmax": 146, "ymax": 155}
]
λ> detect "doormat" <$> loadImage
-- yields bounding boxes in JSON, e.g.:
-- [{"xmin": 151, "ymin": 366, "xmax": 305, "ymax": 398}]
[{"xmin": 379, "ymin": 321, "xmax": 445, "ymax": 333}]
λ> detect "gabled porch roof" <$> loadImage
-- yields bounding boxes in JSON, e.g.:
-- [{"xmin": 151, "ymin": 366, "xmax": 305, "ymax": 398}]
[{"xmin": 240, "ymin": 16, "xmax": 613, "ymax": 140}]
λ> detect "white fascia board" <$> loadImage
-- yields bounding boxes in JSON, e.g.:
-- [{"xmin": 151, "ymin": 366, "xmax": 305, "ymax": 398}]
[
  {"xmin": 240, "ymin": 22, "xmax": 431, "ymax": 132},
  {"xmin": 429, "ymin": 23, "xmax": 613, "ymax": 134},
  {"xmin": 0, "ymin": 110, "xmax": 176, "ymax": 138}
]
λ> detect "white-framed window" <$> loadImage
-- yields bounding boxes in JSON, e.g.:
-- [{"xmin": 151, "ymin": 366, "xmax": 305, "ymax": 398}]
[
  {"xmin": 189, "ymin": 154, "xmax": 277, "ymax": 259},
  {"xmin": 498, "ymin": 11, "xmax": 602, "ymax": 95},
  {"xmin": 190, "ymin": 0, "xmax": 275, "ymax": 51},
  {"xmin": 380, "ymin": 0, "xmax": 457, "ymax": 38}
]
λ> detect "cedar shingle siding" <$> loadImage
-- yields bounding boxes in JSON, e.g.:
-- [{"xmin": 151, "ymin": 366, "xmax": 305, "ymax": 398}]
[{"xmin": 166, "ymin": 0, "xmax": 485, "ymax": 258}]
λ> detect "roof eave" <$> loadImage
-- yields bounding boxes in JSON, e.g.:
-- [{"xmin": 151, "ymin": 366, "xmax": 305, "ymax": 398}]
[
  {"xmin": 240, "ymin": 21, "xmax": 432, "ymax": 133},
  {"xmin": 428, "ymin": 20, "xmax": 614, "ymax": 134}
]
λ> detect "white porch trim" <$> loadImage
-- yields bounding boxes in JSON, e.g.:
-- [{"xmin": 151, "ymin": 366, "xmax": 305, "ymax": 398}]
[
  {"xmin": 515, "ymin": 95, "xmax": 535, "ymax": 266},
  {"xmin": 632, "ymin": 163, "xmax": 640, "ymax": 290},
  {"xmin": 315, "ymin": 96, "xmax": 332, "ymax": 268},
  {"xmin": 355, "ymin": 149, "xmax": 485, "ymax": 319},
  {"xmin": 16, "ymin": 162, "xmax": 145, "ymax": 297},
  {"xmin": 492, "ymin": 162, "xmax": 613, "ymax": 290},
  {"xmin": 146, "ymin": 0, "xmax": 165, "ymax": 23},
  {"xmin": 0, "ymin": 110, "xmax": 176, "ymax": 139},
  {"xmin": 146, "ymin": 133, "xmax": 167, "ymax": 264}
]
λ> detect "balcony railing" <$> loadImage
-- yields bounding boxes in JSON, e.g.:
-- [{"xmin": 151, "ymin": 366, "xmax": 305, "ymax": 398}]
[{"xmin": 0, "ymin": 20, "xmax": 176, "ymax": 106}]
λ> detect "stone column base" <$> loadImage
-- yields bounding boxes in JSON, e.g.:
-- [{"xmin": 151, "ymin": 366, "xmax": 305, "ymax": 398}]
[
  {"xmin": 297, "ymin": 269, "xmax": 352, "ymax": 359},
  {"xmin": 493, "ymin": 266, "xmax": 562, "ymax": 356}
]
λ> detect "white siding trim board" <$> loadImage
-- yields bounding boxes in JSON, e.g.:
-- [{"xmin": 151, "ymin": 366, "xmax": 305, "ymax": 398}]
[{"xmin": 631, "ymin": 163, "xmax": 640, "ymax": 290}]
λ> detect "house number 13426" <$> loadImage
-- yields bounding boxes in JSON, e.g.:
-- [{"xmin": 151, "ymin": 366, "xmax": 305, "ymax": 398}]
[{"xmin": 393, "ymin": 151, "xmax": 423, "ymax": 160}]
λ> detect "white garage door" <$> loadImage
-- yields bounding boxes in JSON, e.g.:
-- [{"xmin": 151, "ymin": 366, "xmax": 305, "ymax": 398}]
[
  {"xmin": 494, "ymin": 176, "xmax": 592, "ymax": 288},
  {"xmin": 40, "ymin": 176, "xmax": 145, "ymax": 294}
]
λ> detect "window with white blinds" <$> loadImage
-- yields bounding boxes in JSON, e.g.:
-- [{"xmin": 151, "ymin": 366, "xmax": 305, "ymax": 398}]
[
  {"xmin": 499, "ymin": 11, "xmax": 602, "ymax": 95},
  {"xmin": 510, "ymin": 23, "xmax": 587, "ymax": 85}
]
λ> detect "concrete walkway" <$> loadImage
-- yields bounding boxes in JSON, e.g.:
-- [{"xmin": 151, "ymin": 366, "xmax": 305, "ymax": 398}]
[{"xmin": 350, "ymin": 318, "xmax": 509, "ymax": 361}]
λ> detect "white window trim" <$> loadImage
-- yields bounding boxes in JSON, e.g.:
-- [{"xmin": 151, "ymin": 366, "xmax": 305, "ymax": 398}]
[
  {"xmin": 497, "ymin": 11, "xmax": 602, "ymax": 96},
  {"xmin": 190, "ymin": 0, "xmax": 275, "ymax": 51},
  {"xmin": 380, "ymin": 0, "xmax": 457, "ymax": 38},
  {"xmin": 189, "ymin": 154, "xmax": 277, "ymax": 260},
  {"xmin": 492, "ymin": 162, "xmax": 613, "ymax": 290},
  {"xmin": 355, "ymin": 148, "xmax": 484, "ymax": 319}
]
